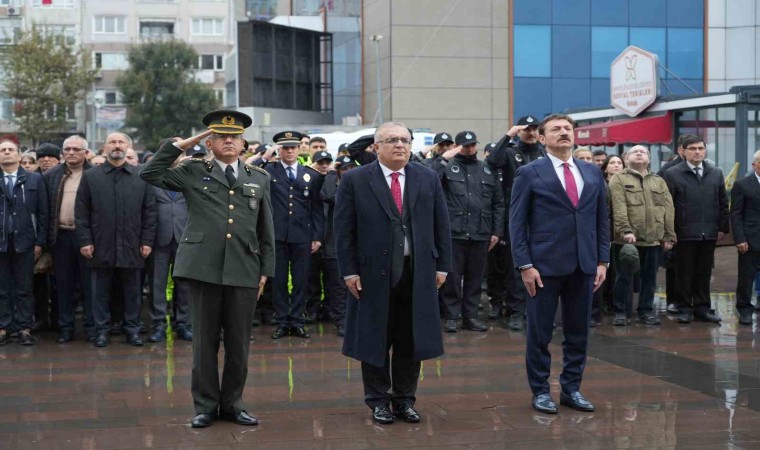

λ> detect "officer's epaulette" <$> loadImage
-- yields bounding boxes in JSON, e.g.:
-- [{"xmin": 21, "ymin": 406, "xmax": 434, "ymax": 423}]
[
  {"xmin": 245, "ymin": 163, "xmax": 268, "ymax": 175},
  {"xmin": 180, "ymin": 158, "xmax": 207, "ymax": 166},
  {"xmin": 303, "ymin": 165, "xmax": 320, "ymax": 175}
]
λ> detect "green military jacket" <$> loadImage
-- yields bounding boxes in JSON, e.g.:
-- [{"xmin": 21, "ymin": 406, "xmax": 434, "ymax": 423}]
[
  {"xmin": 140, "ymin": 142, "xmax": 275, "ymax": 288},
  {"xmin": 608, "ymin": 168, "xmax": 676, "ymax": 246}
]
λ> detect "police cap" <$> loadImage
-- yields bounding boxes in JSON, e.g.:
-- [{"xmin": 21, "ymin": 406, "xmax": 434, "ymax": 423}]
[
  {"xmin": 273, "ymin": 130, "xmax": 303, "ymax": 147},
  {"xmin": 313, "ymin": 151, "xmax": 333, "ymax": 163},
  {"xmin": 455, "ymin": 131, "xmax": 478, "ymax": 146},
  {"xmin": 517, "ymin": 115, "xmax": 539, "ymax": 128},
  {"xmin": 433, "ymin": 132, "xmax": 454, "ymax": 145}
]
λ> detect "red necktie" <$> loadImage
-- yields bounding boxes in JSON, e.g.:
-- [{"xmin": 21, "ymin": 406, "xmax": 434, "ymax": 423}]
[
  {"xmin": 390, "ymin": 172, "xmax": 403, "ymax": 214},
  {"xmin": 563, "ymin": 162, "xmax": 579, "ymax": 207}
]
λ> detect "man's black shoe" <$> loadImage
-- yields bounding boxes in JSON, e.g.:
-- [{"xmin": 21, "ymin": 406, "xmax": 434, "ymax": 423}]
[
  {"xmin": 531, "ymin": 394, "xmax": 557, "ymax": 414},
  {"xmin": 291, "ymin": 327, "xmax": 310, "ymax": 338},
  {"xmin": 462, "ymin": 318, "xmax": 487, "ymax": 332},
  {"xmin": 94, "ymin": 333, "xmax": 109, "ymax": 347},
  {"xmin": 220, "ymin": 410, "xmax": 258, "ymax": 426},
  {"xmin": 191, "ymin": 413, "xmax": 216, "ymax": 428},
  {"xmin": 739, "ymin": 311, "xmax": 753, "ymax": 326},
  {"xmin": 612, "ymin": 313, "xmax": 628, "ymax": 326},
  {"xmin": 637, "ymin": 313, "xmax": 661, "ymax": 325},
  {"xmin": 271, "ymin": 326, "xmax": 289, "ymax": 339},
  {"xmin": 371, "ymin": 405, "xmax": 394, "ymax": 424},
  {"xmin": 676, "ymin": 312, "xmax": 693, "ymax": 324},
  {"xmin": 560, "ymin": 391, "xmax": 595, "ymax": 412},
  {"xmin": 393, "ymin": 403, "xmax": 420, "ymax": 423},
  {"xmin": 507, "ymin": 314, "xmax": 524, "ymax": 331},
  {"xmin": 667, "ymin": 304, "xmax": 680, "ymax": 314},
  {"xmin": 18, "ymin": 329, "xmax": 36, "ymax": 346},
  {"xmin": 177, "ymin": 328, "xmax": 193, "ymax": 341},
  {"xmin": 126, "ymin": 333, "xmax": 144, "ymax": 346},
  {"xmin": 56, "ymin": 330, "xmax": 74, "ymax": 344},
  {"xmin": 694, "ymin": 310, "xmax": 721, "ymax": 323},
  {"xmin": 148, "ymin": 329, "xmax": 165, "ymax": 343},
  {"xmin": 488, "ymin": 305, "xmax": 503, "ymax": 321},
  {"xmin": 444, "ymin": 319, "xmax": 458, "ymax": 333}
]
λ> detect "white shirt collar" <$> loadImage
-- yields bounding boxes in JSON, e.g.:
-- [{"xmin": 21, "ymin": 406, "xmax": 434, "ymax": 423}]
[
  {"xmin": 2, "ymin": 169, "xmax": 18, "ymax": 179},
  {"xmin": 546, "ymin": 152, "xmax": 573, "ymax": 168},
  {"xmin": 378, "ymin": 162, "xmax": 406, "ymax": 178},
  {"xmin": 281, "ymin": 161, "xmax": 298, "ymax": 172},
  {"xmin": 215, "ymin": 159, "xmax": 239, "ymax": 176},
  {"xmin": 686, "ymin": 161, "xmax": 703, "ymax": 171}
]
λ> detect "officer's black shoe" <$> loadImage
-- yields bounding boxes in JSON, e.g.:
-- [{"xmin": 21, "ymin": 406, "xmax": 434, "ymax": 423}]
[
  {"xmin": 393, "ymin": 402, "xmax": 421, "ymax": 423},
  {"xmin": 666, "ymin": 303, "xmax": 680, "ymax": 314},
  {"xmin": 191, "ymin": 413, "xmax": 216, "ymax": 428},
  {"xmin": 488, "ymin": 305, "xmax": 503, "ymax": 321},
  {"xmin": 291, "ymin": 327, "xmax": 310, "ymax": 338},
  {"xmin": 94, "ymin": 333, "xmax": 109, "ymax": 347},
  {"xmin": 676, "ymin": 312, "xmax": 693, "ymax": 324},
  {"xmin": 148, "ymin": 329, "xmax": 165, "ymax": 343},
  {"xmin": 56, "ymin": 329, "xmax": 74, "ymax": 344},
  {"xmin": 694, "ymin": 309, "xmax": 721, "ymax": 323},
  {"xmin": 371, "ymin": 405, "xmax": 394, "ymax": 424},
  {"xmin": 739, "ymin": 311, "xmax": 753, "ymax": 326},
  {"xmin": 560, "ymin": 391, "xmax": 595, "ymax": 412},
  {"xmin": 126, "ymin": 333, "xmax": 144, "ymax": 346},
  {"xmin": 177, "ymin": 328, "xmax": 193, "ymax": 341},
  {"xmin": 271, "ymin": 326, "xmax": 289, "ymax": 339},
  {"xmin": 531, "ymin": 394, "xmax": 557, "ymax": 414},
  {"xmin": 18, "ymin": 329, "xmax": 36, "ymax": 346},
  {"xmin": 220, "ymin": 410, "xmax": 258, "ymax": 426},
  {"xmin": 462, "ymin": 318, "xmax": 487, "ymax": 332},
  {"xmin": 444, "ymin": 319, "xmax": 458, "ymax": 333},
  {"xmin": 507, "ymin": 314, "xmax": 525, "ymax": 331}
]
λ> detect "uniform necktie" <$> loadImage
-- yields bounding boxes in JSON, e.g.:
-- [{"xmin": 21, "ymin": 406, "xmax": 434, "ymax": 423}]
[
  {"xmin": 390, "ymin": 172, "xmax": 402, "ymax": 214},
  {"xmin": 224, "ymin": 165, "xmax": 236, "ymax": 187},
  {"xmin": 562, "ymin": 163, "xmax": 579, "ymax": 207},
  {"xmin": 693, "ymin": 166, "xmax": 702, "ymax": 179},
  {"xmin": 287, "ymin": 166, "xmax": 296, "ymax": 182}
]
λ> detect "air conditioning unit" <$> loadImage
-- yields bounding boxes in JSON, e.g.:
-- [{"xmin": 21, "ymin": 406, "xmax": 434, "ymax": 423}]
[{"xmin": 7, "ymin": 6, "xmax": 19, "ymax": 16}]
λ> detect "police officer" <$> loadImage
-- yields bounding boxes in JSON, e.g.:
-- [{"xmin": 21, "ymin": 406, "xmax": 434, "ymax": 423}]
[
  {"xmin": 433, "ymin": 131, "xmax": 505, "ymax": 333},
  {"xmin": 306, "ymin": 150, "xmax": 333, "ymax": 323},
  {"xmin": 140, "ymin": 110, "xmax": 275, "ymax": 428},
  {"xmin": 485, "ymin": 115, "xmax": 546, "ymax": 330},
  {"xmin": 259, "ymin": 131, "xmax": 325, "ymax": 339},
  {"xmin": 411, "ymin": 132, "xmax": 454, "ymax": 166}
]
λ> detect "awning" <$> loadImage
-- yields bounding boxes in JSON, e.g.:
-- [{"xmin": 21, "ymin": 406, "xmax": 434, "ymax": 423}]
[{"xmin": 574, "ymin": 112, "xmax": 672, "ymax": 146}]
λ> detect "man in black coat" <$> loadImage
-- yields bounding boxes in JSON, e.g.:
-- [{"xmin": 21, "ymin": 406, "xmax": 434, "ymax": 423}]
[
  {"xmin": 731, "ymin": 150, "xmax": 760, "ymax": 325},
  {"xmin": 334, "ymin": 122, "xmax": 452, "ymax": 425},
  {"xmin": 662, "ymin": 135, "xmax": 729, "ymax": 324},
  {"xmin": 75, "ymin": 132, "xmax": 157, "ymax": 347}
]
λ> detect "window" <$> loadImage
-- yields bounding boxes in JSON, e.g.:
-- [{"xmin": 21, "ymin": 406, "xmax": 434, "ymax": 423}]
[
  {"xmin": 41, "ymin": 25, "xmax": 77, "ymax": 46},
  {"xmin": 214, "ymin": 88, "xmax": 225, "ymax": 104},
  {"xmin": 140, "ymin": 21, "xmax": 174, "ymax": 38},
  {"xmin": 33, "ymin": 0, "xmax": 74, "ymax": 7},
  {"xmin": 197, "ymin": 54, "xmax": 224, "ymax": 71},
  {"xmin": 591, "ymin": 27, "xmax": 628, "ymax": 78},
  {"xmin": 514, "ymin": 0, "xmax": 551, "ymax": 25},
  {"xmin": 0, "ymin": 23, "xmax": 21, "ymax": 45},
  {"xmin": 94, "ymin": 16, "xmax": 126, "ymax": 34},
  {"xmin": 192, "ymin": 18, "xmax": 223, "ymax": 36},
  {"xmin": 513, "ymin": 25, "xmax": 551, "ymax": 77},
  {"xmin": 0, "ymin": 95, "xmax": 13, "ymax": 121},
  {"xmin": 630, "ymin": 27, "xmax": 667, "ymax": 78},
  {"xmin": 667, "ymin": 28, "xmax": 703, "ymax": 80},
  {"xmin": 247, "ymin": 0, "xmax": 277, "ymax": 20},
  {"xmin": 95, "ymin": 52, "xmax": 129, "ymax": 70},
  {"xmin": 96, "ymin": 89, "xmax": 124, "ymax": 105}
]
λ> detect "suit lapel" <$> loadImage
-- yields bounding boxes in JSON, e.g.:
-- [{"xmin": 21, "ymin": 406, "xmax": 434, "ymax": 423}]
[
  {"xmin": 210, "ymin": 160, "xmax": 230, "ymax": 187},
  {"xmin": 536, "ymin": 157, "xmax": 574, "ymax": 208},
  {"xmin": 368, "ymin": 162, "xmax": 393, "ymax": 220},
  {"xmin": 575, "ymin": 160, "xmax": 593, "ymax": 207},
  {"xmin": 232, "ymin": 159, "xmax": 250, "ymax": 189},
  {"xmin": 404, "ymin": 163, "xmax": 420, "ymax": 214}
]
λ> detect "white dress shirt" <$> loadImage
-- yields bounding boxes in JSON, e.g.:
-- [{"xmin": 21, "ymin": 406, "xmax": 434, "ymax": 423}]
[
  {"xmin": 281, "ymin": 161, "xmax": 298, "ymax": 179},
  {"xmin": 216, "ymin": 159, "xmax": 239, "ymax": 178},
  {"xmin": 3, "ymin": 170, "xmax": 18, "ymax": 190},
  {"xmin": 547, "ymin": 153, "xmax": 584, "ymax": 198},
  {"xmin": 378, "ymin": 162, "xmax": 409, "ymax": 256},
  {"xmin": 686, "ymin": 161, "xmax": 703, "ymax": 176}
]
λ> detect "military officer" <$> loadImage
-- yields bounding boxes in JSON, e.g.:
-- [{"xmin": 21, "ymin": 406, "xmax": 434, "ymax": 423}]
[
  {"xmin": 140, "ymin": 109, "xmax": 275, "ymax": 429},
  {"xmin": 258, "ymin": 131, "xmax": 325, "ymax": 339}
]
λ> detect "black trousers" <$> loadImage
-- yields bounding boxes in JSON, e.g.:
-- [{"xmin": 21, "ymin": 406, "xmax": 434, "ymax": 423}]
[
  {"xmin": 151, "ymin": 240, "xmax": 190, "ymax": 331},
  {"xmin": 323, "ymin": 258, "xmax": 347, "ymax": 326},
  {"xmin": 52, "ymin": 229, "xmax": 93, "ymax": 334},
  {"xmin": 486, "ymin": 242, "xmax": 509, "ymax": 308},
  {"xmin": 306, "ymin": 250, "xmax": 325, "ymax": 318},
  {"xmin": 525, "ymin": 268, "xmax": 593, "ymax": 396},
  {"xmin": 187, "ymin": 279, "xmax": 257, "ymax": 415},
  {"xmin": 674, "ymin": 240, "xmax": 716, "ymax": 314},
  {"xmin": 737, "ymin": 251, "xmax": 760, "ymax": 315},
  {"xmin": 91, "ymin": 268, "xmax": 142, "ymax": 335},
  {"xmin": 361, "ymin": 258, "xmax": 420, "ymax": 409},
  {"xmin": 442, "ymin": 239, "xmax": 489, "ymax": 319},
  {"xmin": 274, "ymin": 241, "xmax": 311, "ymax": 327},
  {"xmin": 0, "ymin": 237, "xmax": 35, "ymax": 330}
]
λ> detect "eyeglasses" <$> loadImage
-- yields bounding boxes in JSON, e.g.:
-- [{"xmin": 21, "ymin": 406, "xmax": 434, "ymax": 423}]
[
  {"xmin": 63, "ymin": 147, "xmax": 85, "ymax": 153},
  {"xmin": 211, "ymin": 133, "xmax": 242, "ymax": 141},
  {"xmin": 378, "ymin": 137, "xmax": 412, "ymax": 146}
]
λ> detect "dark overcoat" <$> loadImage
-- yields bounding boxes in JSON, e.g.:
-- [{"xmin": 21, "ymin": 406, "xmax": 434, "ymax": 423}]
[{"xmin": 334, "ymin": 161, "xmax": 452, "ymax": 367}]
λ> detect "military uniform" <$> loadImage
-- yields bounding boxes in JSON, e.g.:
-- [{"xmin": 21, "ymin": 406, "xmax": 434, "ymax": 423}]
[{"xmin": 140, "ymin": 110, "xmax": 275, "ymax": 424}]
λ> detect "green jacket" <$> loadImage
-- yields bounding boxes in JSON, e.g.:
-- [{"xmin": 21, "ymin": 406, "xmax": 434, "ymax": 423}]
[
  {"xmin": 608, "ymin": 168, "xmax": 676, "ymax": 246},
  {"xmin": 140, "ymin": 142, "xmax": 275, "ymax": 288}
]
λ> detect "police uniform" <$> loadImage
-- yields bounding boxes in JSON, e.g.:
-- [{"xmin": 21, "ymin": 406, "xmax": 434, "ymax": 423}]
[
  {"xmin": 306, "ymin": 151, "xmax": 333, "ymax": 322},
  {"xmin": 262, "ymin": 131, "xmax": 325, "ymax": 338},
  {"xmin": 141, "ymin": 110, "xmax": 275, "ymax": 428}
]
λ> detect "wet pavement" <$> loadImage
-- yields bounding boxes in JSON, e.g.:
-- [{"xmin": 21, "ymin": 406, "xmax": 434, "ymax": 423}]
[{"xmin": 0, "ymin": 246, "xmax": 756, "ymax": 449}]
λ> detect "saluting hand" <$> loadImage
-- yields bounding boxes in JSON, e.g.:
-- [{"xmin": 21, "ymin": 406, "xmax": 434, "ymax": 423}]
[
  {"xmin": 175, "ymin": 130, "xmax": 213, "ymax": 151},
  {"xmin": 441, "ymin": 145, "xmax": 462, "ymax": 161}
]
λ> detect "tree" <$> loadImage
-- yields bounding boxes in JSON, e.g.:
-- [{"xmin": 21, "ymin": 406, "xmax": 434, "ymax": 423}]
[
  {"xmin": 4, "ymin": 26, "xmax": 95, "ymax": 144},
  {"xmin": 116, "ymin": 40, "xmax": 219, "ymax": 148}
]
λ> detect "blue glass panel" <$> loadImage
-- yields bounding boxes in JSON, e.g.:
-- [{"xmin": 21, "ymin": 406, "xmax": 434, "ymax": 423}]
[
  {"xmin": 662, "ymin": 78, "xmax": 703, "ymax": 96},
  {"xmin": 514, "ymin": 25, "xmax": 552, "ymax": 77},
  {"xmin": 667, "ymin": 0, "xmax": 703, "ymax": 27},
  {"xmin": 667, "ymin": 28, "xmax": 703, "ymax": 80},
  {"xmin": 630, "ymin": 0, "xmax": 666, "ymax": 27},
  {"xmin": 552, "ymin": 0, "xmax": 590, "ymax": 25},
  {"xmin": 590, "ymin": 78, "xmax": 612, "ymax": 108},
  {"xmin": 552, "ymin": 78, "xmax": 591, "ymax": 113},
  {"xmin": 591, "ymin": 0, "xmax": 629, "ymax": 26},
  {"xmin": 591, "ymin": 27, "xmax": 629, "ymax": 77},
  {"xmin": 552, "ymin": 26, "xmax": 591, "ymax": 78},
  {"xmin": 630, "ymin": 27, "xmax": 667, "ymax": 79},
  {"xmin": 514, "ymin": 0, "xmax": 551, "ymax": 25},
  {"xmin": 513, "ymin": 78, "xmax": 552, "ymax": 119}
]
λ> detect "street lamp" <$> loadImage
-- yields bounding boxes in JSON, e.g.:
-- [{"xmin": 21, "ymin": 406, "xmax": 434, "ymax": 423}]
[{"xmin": 369, "ymin": 34, "xmax": 383, "ymax": 124}]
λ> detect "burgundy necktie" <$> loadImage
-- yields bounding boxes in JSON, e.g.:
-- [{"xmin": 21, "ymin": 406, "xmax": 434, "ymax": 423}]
[
  {"xmin": 563, "ymin": 162, "xmax": 579, "ymax": 207},
  {"xmin": 390, "ymin": 172, "xmax": 403, "ymax": 214}
]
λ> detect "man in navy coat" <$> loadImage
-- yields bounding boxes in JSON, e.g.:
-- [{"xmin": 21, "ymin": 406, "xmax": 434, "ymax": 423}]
[
  {"xmin": 509, "ymin": 114, "xmax": 610, "ymax": 414},
  {"xmin": 334, "ymin": 122, "xmax": 452, "ymax": 425}
]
